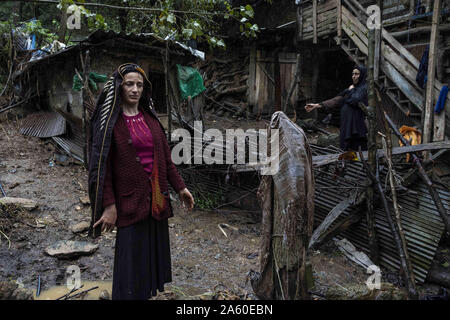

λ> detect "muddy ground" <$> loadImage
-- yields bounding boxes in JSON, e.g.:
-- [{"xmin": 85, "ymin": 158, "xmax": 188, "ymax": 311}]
[{"xmin": 0, "ymin": 116, "xmax": 447, "ymax": 300}]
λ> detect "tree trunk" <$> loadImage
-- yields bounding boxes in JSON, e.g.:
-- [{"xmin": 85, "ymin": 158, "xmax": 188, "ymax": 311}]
[{"xmin": 58, "ymin": 4, "xmax": 68, "ymax": 43}]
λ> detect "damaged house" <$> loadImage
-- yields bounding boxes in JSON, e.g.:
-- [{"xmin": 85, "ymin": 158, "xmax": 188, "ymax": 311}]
[
  {"xmin": 3, "ymin": 0, "xmax": 450, "ymax": 299},
  {"xmin": 188, "ymin": 0, "xmax": 450, "ymax": 297},
  {"xmin": 11, "ymin": 30, "xmax": 204, "ymax": 163}
]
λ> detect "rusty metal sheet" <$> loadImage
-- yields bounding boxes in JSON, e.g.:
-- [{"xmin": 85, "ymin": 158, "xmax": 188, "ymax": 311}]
[
  {"xmin": 311, "ymin": 145, "xmax": 449, "ymax": 283},
  {"xmin": 20, "ymin": 112, "xmax": 66, "ymax": 138}
]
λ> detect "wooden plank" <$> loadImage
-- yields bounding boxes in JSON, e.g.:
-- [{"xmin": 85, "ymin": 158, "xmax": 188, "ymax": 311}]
[
  {"xmin": 337, "ymin": 0, "xmax": 342, "ymax": 45},
  {"xmin": 341, "ymin": 19, "xmax": 368, "ymax": 56},
  {"xmin": 254, "ymin": 49, "xmax": 261, "ymax": 116},
  {"xmin": 374, "ymin": 24, "xmax": 381, "ymax": 80},
  {"xmin": 303, "ymin": 14, "xmax": 336, "ymax": 33},
  {"xmin": 341, "ymin": 6, "xmax": 369, "ymax": 45},
  {"xmin": 303, "ymin": 6, "xmax": 337, "ymax": 25},
  {"xmin": 381, "ymin": 28, "xmax": 420, "ymax": 69},
  {"xmin": 302, "ymin": 0, "xmax": 337, "ymax": 16},
  {"xmin": 311, "ymin": 140, "xmax": 450, "ymax": 167},
  {"xmin": 248, "ymin": 45, "xmax": 256, "ymax": 108},
  {"xmin": 308, "ymin": 190, "xmax": 359, "ymax": 249},
  {"xmin": 433, "ymin": 1, "xmax": 445, "ymax": 141},
  {"xmin": 381, "ymin": 42, "xmax": 420, "ymax": 89},
  {"xmin": 313, "ymin": 0, "xmax": 317, "ymax": 44},
  {"xmin": 424, "ymin": 0, "xmax": 441, "ymax": 147},
  {"xmin": 381, "ymin": 59, "xmax": 423, "ymax": 109}
]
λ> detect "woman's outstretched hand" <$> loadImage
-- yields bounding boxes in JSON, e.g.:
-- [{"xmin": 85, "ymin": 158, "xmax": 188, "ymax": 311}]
[
  {"xmin": 93, "ymin": 204, "xmax": 117, "ymax": 232},
  {"xmin": 179, "ymin": 188, "xmax": 194, "ymax": 211},
  {"xmin": 305, "ymin": 103, "xmax": 320, "ymax": 112}
]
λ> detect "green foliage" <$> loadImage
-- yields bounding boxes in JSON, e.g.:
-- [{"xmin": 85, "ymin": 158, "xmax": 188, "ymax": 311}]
[
  {"xmin": 22, "ymin": 20, "xmax": 58, "ymax": 46},
  {"xmin": 0, "ymin": 0, "xmax": 262, "ymax": 51},
  {"xmin": 193, "ymin": 189, "xmax": 224, "ymax": 210}
]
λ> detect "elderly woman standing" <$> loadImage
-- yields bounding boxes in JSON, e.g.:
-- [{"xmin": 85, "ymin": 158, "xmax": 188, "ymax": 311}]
[
  {"xmin": 305, "ymin": 65, "xmax": 368, "ymax": 151},
  {"xmin": 88, "ymin": 63, "xmax": 194, "ymax": 300}
]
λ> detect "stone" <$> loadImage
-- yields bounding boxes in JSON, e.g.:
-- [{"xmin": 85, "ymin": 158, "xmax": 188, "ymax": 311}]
[
  {"xmin": 75, "ymin": 205, "xmax": 82, "ymax": 211},
  {"xmin": 70, "ymin": 221, "xmax": 90, "ymax": 234},
  {"xmin": 9, "ymin": 182, "xmax": 20, "ymax": 189},
  {"xmin": 44, "ymin": 240, "xmax": 99, "ymax": 259},
  {"xmin": 99, "ymin": 290, "xmax": 110, "ymax": 300},
  {"xmin": 79, "ymin": 196, "xmax": 90, "ymax": 205},
  {"xmin": 0, "ymin": 197, "xmax": 37, "ymax": 210},
  {"xmin": 0, "ymin": 280, "xmax": 34, "ymax": 300}
]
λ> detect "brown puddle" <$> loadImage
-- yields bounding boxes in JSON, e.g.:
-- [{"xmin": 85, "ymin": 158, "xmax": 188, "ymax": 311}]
[
  {"xmin": 34, "ymin": 280, "xmax": 112, "ymax": 300},
  {"xmin": 34, "ymin": 281, "xmax": 211, "ymax": 300}
]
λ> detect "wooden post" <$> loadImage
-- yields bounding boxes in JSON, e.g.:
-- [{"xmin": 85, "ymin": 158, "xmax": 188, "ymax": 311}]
[
  {"xmin": 384, "ymin": 111, "xmax": 450, "ymax": 235},
  {"xmin": 81, "ymin": 50, "xmax": 90, "ymax": 168},
  {"xmin": 165, "ymin": 42, "xmax": 171, "ymax": 141},
  {"xmin": 337, "ymin": 0, "xmax": 342, "ymax": 45},
  {"xmin": 423, "ymin": 0, "xmax": 441, "ymax": 156},
  {"xmin": 366, "ymin": 28, "xmax": 380, "ymax": 264},
  {"xmin": 274, "ymin": 50, "xmax": 281, "ymax": 112},
  {"xmin": 296, "ymin": 2, "xmax": 304, "ymax": 44},
  {"xmin": 374, "ymin": 0, "xmax": 383, "ymax": 81},
  {"xmin": 313, "ymin": 0, "xmax": 318, "ymax": 44},
  {"xmin": 248, "ymin": 45, "xmax": 256, "ymax": 114},
  {"xmin": 381, "ymin": 117, "xmax": 418, "ymax": 299},
  {"xmin": 311, "ymin": 48, "xmax": 320, "ymax": 120},
  {"xmin": 433, "ymin": 1, "xmax": 445, "ymax": 142}
]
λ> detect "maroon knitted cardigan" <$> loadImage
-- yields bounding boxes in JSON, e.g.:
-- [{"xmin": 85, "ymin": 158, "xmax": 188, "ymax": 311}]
[{"xmin": 102, "ymin": 109, "xmax": 186, "ymax": 227}]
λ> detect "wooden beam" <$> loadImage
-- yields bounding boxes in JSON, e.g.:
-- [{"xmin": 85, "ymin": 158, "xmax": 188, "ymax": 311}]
[
  {"xmin": 433, "ymin": 2, "xmax": 445, "ymax": 142},
  {"xmin": 313, "ymin": 0, "xmax": 318, "ymax": 44},
  {"xmin": 423, "ymin": 0, "xmax": 441, "ymax": 153},
  {"xmin": 311, "ymin": 140, "xmax": 450, "ymax": 167},
  {"xmin": 337, "ymin": 0, "xmax": 342, "ymax": 45}
]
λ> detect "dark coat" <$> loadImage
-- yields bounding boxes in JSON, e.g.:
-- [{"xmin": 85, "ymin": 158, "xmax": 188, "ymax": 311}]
[
  {"xmin": 320, "ymin": 66, "xmax": 368, "ymax": 151},
  {"xmin": 102, "ymin": 109, "xmax": 186, "ymax": 228}
]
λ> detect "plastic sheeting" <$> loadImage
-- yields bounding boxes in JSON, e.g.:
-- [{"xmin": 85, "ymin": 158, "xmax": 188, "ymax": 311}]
[{"xmin": 176, "ymin": 64, "xmax": 206, "ymax": 100}]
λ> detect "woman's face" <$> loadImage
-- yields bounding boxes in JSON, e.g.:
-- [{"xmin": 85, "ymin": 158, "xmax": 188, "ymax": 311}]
[
  {"xmin": 352, "ymin": 69, "xmax": 360, "ymax": 85},
  {"xmin": 121, "ymin": 72, "xmax": 144, "ymax": 106}
]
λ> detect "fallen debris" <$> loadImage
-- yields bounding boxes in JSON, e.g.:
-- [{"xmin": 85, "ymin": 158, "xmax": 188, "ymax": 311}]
[
  {"xmin": 0, "ymin": 197, "xmax": 37, "ymax": 210},
  {"xmin": 334, "ymin": 238, "xmax": 375, "ymax": 270},
  {"xmin": 44, "ymin": 240, "xmax": 99, "ymax": 259},
  {"xmin": 69, "ymin": 221, "xmax": 90, "ymax": 234}
]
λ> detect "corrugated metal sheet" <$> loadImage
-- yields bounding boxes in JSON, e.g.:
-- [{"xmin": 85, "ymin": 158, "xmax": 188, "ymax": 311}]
[
  {"xmin": 311, "ymin": 145, "xmax": 449, "ymax": 283},
  {"xmin": 52, "ymin": 136, "xmax": 83, "ymax": 163},
  {"xmin": 20, "ymin": 112, "xmax": 66, "ymax": 138}
]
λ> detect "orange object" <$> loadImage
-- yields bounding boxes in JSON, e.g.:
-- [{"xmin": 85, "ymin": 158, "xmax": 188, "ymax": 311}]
[{"xmin": 399, "ymin": 126, "xmax": 422, "ymax": 162}]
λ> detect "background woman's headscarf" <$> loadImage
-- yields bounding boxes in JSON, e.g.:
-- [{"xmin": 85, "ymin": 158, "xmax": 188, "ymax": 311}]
[{"xmin": 354, "ymin": 65, "xmax": 367, "ymax": 87}]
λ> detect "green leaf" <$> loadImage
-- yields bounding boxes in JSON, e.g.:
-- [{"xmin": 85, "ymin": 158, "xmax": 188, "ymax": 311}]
[
  {"xmin": 167, "ymin": 13, "xmax": 176, "ymax": 24},
  {"xmin": 245, "ymin": 5, "xmax": 254, "ymax": 18},
  {"xmin": 443, "ymin": 262, "xmax": 450, "ymax": 268},
  {"xmin": 250, "ymin": 24, "xmax": 258, "ymax": 32},
  {"xmin": 182, "ymin": 28, "xmax": 193, "ymax": 38}
]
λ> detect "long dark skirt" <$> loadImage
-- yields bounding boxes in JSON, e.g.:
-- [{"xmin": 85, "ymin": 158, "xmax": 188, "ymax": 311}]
[{"xmin": 112, "ymin": 215, "xmax": 172, "ymax": 300}]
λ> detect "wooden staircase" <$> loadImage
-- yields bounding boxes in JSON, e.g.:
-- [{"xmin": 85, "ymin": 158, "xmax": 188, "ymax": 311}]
[{"xmin": 336, "ymin": 2, "xmax": 449, "ymax": 122}]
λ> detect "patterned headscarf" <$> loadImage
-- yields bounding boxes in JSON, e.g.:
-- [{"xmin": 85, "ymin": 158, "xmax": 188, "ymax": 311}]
[{"xmin": 96, "ymin": 63, "xmax": 152, "ymax": 131}]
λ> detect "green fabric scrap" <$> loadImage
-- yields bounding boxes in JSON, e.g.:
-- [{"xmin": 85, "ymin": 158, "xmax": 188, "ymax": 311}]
[
  {"xmin": 176, "ymin": 64, "xmax": 206, "ymax": 100},
  {"xmin": 72, "ymin": 72, "xmax": 107, "ymax": 92}
]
